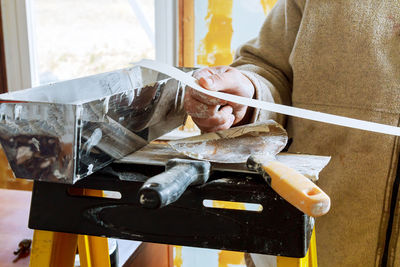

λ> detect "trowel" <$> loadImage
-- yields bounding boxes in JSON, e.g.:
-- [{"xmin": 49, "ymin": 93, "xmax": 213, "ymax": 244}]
[{"xmin": 140, "ymin": 120, "xmax": 331, "ymax": 217}]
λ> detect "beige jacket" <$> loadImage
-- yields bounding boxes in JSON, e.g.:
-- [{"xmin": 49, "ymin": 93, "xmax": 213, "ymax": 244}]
[{"xmin": 231, "ymin": 0, "xmax": 400, "ymax": 266}]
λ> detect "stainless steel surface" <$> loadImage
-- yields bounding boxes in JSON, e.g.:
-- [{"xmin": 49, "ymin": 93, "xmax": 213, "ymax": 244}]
[
  {"xmin": 0, "ymin": 66, "xmax": 188, "ymax": 183},
  {"xmin": 118, "ymin": 143, "xmax": 331, "ymax": 182}
]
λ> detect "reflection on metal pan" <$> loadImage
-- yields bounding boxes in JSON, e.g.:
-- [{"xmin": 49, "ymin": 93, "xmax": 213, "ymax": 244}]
[{"xmin": 0, "ymin": 66, "xmax": 189, "ymax": 183}]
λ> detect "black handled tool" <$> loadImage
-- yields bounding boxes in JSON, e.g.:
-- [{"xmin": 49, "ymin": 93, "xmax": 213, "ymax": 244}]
[{"xmin": 139, "ymin": 159, "xmax": 211, "ymax": 209}]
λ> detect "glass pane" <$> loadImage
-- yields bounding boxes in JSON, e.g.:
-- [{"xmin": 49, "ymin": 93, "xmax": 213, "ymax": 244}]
[{"xmin": 33, "ymin": 0, "xmax": 155, "ymax": 85}]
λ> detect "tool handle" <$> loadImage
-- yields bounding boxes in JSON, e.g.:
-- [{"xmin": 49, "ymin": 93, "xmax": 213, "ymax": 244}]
[
  {"xmin": 263, "ymin": 161, "xmax": 330, "ymax": 217},
  {"xmin": 139, "ymin": 164, "xmax": 198, "ymax": 209},
  {"xmin": 138, "ymin": 159, "xmax": 211, "ymax": 209}
]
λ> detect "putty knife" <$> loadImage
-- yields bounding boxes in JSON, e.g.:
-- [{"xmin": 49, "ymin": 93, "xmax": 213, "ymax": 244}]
[{"xmin": 168, "ymin": 121, "xmax": 331, "ymax": 217}]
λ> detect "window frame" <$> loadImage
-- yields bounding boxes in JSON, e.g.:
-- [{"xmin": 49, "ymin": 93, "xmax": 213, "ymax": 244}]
[
  {"xmin": 1, "ymin": 0, "xmax": 38, "ymax": 91},
  {"xmin": 155, "ymin": 0, "xmax": 178, "ymax": 65},
  {"xmin": 0, "ymin": 3, "xmax": 8, "ymax": 93}
]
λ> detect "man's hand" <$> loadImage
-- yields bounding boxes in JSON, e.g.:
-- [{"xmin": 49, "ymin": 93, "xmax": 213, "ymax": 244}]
[{"xmin": 184, "ymin": 66, "xmax": 255, "ymax": 132}]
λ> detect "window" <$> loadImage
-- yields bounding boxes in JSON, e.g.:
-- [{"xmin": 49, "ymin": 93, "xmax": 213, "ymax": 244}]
[
  {"xmin": 34, "ymin": 0, "xmax": 156, "ymax": 85},
  {"xmin": 1, "ymin": 0, "xmax": 177, "ymax": 91}
]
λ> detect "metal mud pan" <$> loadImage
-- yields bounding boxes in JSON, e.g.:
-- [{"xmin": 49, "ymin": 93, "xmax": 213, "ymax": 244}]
[{"xmin": 0, "ymin": 66, "xmax": 188, "ymax": 184}]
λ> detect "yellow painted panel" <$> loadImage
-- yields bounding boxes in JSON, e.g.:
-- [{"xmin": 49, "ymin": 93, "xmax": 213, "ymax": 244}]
[
  {"xmin": 197, "ymin": 0, "xmax": 234, "ymax": 66},
  {"xmin": 260, "ymin": 0, "xmax": 279, "ymax": 15}
]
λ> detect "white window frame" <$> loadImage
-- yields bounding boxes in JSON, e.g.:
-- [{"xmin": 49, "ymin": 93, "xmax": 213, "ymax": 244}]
[
  {"xmin": 1, "ymin": 0, "xmax": 177, "ymax": 92},
  {"xmin": 1, "ymin": 0, "xmax": 38, "ymax": 91},
  {"xmin": 155, "ymin": 0, "xmax": 178, "ymax": 65}
]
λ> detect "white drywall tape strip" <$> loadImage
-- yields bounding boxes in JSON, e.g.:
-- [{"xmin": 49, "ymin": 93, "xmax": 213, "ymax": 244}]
[{"xmin": 137, "ymin": 59, "xmax": 400, "ymax": 137}]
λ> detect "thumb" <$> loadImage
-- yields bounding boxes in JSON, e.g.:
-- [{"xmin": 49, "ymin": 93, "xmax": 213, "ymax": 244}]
[{"xmin": 198, "ymin": 70, "xmax": 239, "ymax": 93}]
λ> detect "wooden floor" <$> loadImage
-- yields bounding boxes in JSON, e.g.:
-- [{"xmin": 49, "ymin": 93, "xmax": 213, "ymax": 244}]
[
  {"xmin": 123, "ymin": 243, "xmax": 172, "ymax": 267},
  {"xmin": 0, "ymin": 188, "xmax": 33, "ymax": 267}
]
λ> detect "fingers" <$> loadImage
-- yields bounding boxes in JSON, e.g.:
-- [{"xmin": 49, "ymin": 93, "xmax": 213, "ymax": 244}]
[
  {"xmin": 192, "ymin": 105, "xmax": 235, "ymax": 132},
  {"xmin": 193, "ymin": 67, "xmax": 254, "ymax": 123},
  {"xmin": 184, "ymin": 88, "xmax": 235, "ymax": 131},
  {"xmin": 231, "ymin": 105, "xmax": 248, "ymax": 125},
  {"xmin": 184, "ymin": 66, "xmax": 255, "ymax": 131},
  {"xmin": 188, "ymin": 87, "xmax": 227, "ymax": 106},
  {"xmin": 192, "ymin": 66, "xmax": 230, "ymax": 82},
  {"xmin": 196, "ymin": 68, "xmax": 238, "ymax": 92},
  {"xmin": 184, "ymin": 90, "xmax": 219, "ymax": 119},
  {"xmin": 188, "ymin": 66, "xmax": 236, "ymax": 106},
  {"xmin": 196, "ymin": 67, "xmax": 251, "ymax": 96}
]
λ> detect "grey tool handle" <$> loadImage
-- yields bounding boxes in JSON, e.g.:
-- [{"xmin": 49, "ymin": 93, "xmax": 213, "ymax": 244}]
[{"xmin": 139, "ymin": 159, "xmax": 210, "ymax": 209}]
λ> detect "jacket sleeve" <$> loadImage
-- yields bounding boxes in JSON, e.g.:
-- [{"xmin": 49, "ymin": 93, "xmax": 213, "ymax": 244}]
[{"xmin": 231, "ymin": 0, "xmax": 305, "ymax": 125}]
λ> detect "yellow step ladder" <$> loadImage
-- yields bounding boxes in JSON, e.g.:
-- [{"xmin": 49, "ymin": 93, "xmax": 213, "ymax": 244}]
[
  {"xmin": 29, "ymin": 228, "xmax": 317, "ymax": 267},
  {"xmin": 29, "ymin": 230, "xmax": 110, "ymax": 267}
]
